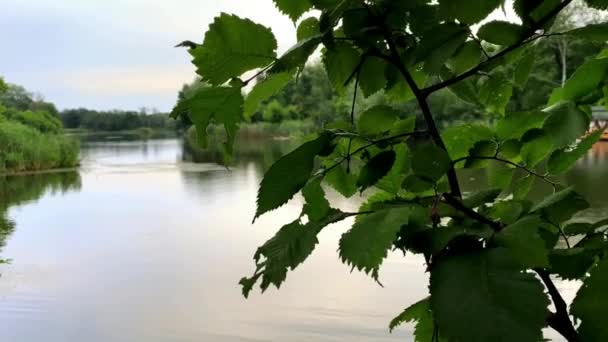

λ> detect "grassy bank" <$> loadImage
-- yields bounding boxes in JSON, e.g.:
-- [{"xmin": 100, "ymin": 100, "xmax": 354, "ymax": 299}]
[
  {"xmin": 0, "ymin": 120, "xmax": 79, "ymax": 173},
  {"xmin": 65, "ymin": 127, "xmax": 178, "ymax": 141}
]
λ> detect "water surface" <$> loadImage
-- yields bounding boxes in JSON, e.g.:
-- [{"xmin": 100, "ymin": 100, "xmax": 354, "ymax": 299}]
[{"xmin": 0, "ymin": 138, "xmax": 606, "ymax": 341}]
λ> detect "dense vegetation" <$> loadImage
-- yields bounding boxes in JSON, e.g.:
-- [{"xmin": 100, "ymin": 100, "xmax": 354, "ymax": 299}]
[
  {"xmin": 174, "ymin": 0, "xmax": 608, "ymax": 341},
  {"xmin": 0, "ymin": 78, "xmax": 79, "ymax": 173},
  {"xmin": 60, "ymin": 107, "xmax": 179, "ymax": 133}
]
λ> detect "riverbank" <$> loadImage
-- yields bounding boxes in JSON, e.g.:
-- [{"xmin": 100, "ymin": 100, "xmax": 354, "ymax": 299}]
[{"xmin": 65, "ymin": 127, "xmax": 178, "ymax": 141}]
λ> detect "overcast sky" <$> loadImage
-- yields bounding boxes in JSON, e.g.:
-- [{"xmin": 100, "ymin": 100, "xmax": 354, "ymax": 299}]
[{"xmin": 0, "ymin": 0, "xmax": 299, "ymax": 111}]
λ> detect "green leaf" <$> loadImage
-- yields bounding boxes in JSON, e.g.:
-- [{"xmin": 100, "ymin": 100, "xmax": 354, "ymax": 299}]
[
  {"xmin": 339, "ymin": 206, "xmax": 422, "ymax": 279},
  {"xmin": 542, "ymin": 102, "xmax": 591, "ymax": 149},
  {"xmin": 302, "ymin": 178, "xmax": 330, "ymax": 222},
  {"xmin": 439, "ymin": 0, "xmax": 502, "ymax": 24},
  {"xmin": 548, "ymin": 57, "xmax": 608, "ymax": 105},
  {"xmin": 244, "ymin": 72, "xmax": 293, "ymax": 119},
  {"xmin": 415, "ymin": 23, "xmax": 468, "ymax": 74},
  {"xmin": 191, "ymin": 14, "xmax": 277, "ymax": 85},
  {"xmin": 563, "ymin": 222, "xmax": 594, "ymax": 236},
  {"xmin": 477, "ymin": 21, "xmax": 527, "ymax": 46},
  {"xmin": 487, "ymin": 161, "xmax": 514, "ymax": 189},
  {"xmin": 172, "ymin": 86, "xmax": 243, "ymax": 152},
  {"xmin": 531, "ymin": 187, "xmax": 590, "ymax": 224},
  {"xmin": 520, "ymin": 129, "xmax": 553, "ymax": 167},
  {"xmin": 297, "ymin": 17, "xmax": 320, "ymax": 41},
  {"xmin": 256, "ymin": 134, "xmax": 331, "ymax": 219},
  {"xmin": 270, "ymin": 35, "xmax": 322, "ymax": 73},
  {"xmin": 495, "ymin": 216, "xmax": 549, "ymax": 267},
  {"xmin": 412, "ymin": 143, "xmax": 451, "ymax": 182},
  {"xmin": 496, "ymin": 111, "xmax": 547, "ymax": 141},
  {"xmin": 547, "ymin": 129, "xmax": 603, "ymax": 175},
  {"xmin": 514, "ymin": 50, "xmax": 536, "ymax": 89},
  {"xmin": 376, "ymin": 144, "xmax": 410, "ymax": 195},
  {"xmin": 449, "ymin": 41, "xmax": 482, "ymax": 73},
  {"xmin": 463, "ymin": 188, "xmax": 502, "ymax": 208},
  {"xmin": 357, "ymin": 150, "xmax": 397, "ymax": 193},
  {"xmin": 390, "ymin": 297, "xmax": 438, "ymax": 342},
  {"xmin": 359, "ymin": 57, "xmax": 387, "ymax": 98},
  {"xmin": 390, "ymin": 117, "xmax": 416, "ymax": 136},
  {"xmin": 357, "ymin": 105, "xmax": 400, "ymax": 136},
  {"xmin": 488, "ymin": 200, "xmax": 524, "ymax": 224},
  {"xmin": 322, "ymin": 42, "xmax": 361, "ymax": 94},
  {"xmin": 430, "ymin": 248, "xmax": 549, "ymax": 342},
  {"xmin": 572, "ymin": 258, "xmax": 608, "ymax": 341},
  {"xmin": 584, "ymin": 0, "xmax": 608, "ymax": 10},
  {"xmin": 273, "ymin": 0, "xmax": 313, "ymax": 22},
  {"xmin": 441, "ymin": 70, "xmax": 481, "ymax": 105},
  {"xmin": 549, "ymin": 248, "xmax": 596, "ymax": 280},
  {"xmin": 325, "ymin": 164, "xmax": 358, "ymax": 198},
  {"xmin": 479, "ymin": 73, "xmax": 513, "ymax": 115},
  {"xmin": 442, "ymin": 124, "xmax": 494, "ymax": 160},
  {"xmin": 568, "ymin": 23, "xmax": 608, "ymax": 41},
  {"xmin": 513, "ymin": 175, "xmax": 535, "ymax": 200}
]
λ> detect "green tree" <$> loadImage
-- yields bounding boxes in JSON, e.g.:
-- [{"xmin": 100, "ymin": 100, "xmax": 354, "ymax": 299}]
[{"xmin": 174, "ymin": 1, "xmax": 608, "ymax": 341}]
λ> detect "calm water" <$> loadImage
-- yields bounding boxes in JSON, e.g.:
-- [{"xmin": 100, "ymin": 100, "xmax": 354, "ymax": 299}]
[{"xmin": 0, "ymin": 138, "xmax": 606, "ymax": 341}]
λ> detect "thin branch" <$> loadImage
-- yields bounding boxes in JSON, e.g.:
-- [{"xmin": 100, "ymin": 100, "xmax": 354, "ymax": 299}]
[
  {"xmin": 422, "ymin": 0, "xmax": 575, "ymax": 96},
  {"xmin": 469, "ymin": 32, "xmax": 490, "ymax": 60},
  {"xmin": 536, "ymin": 269, "xmax": 581, "ymax": 342},
  {"xmin": 443, "ymin": 193, "xmax": 502, "ymax": 231},
  {"xmin": 243, "ymin": 63, "xmax": 276, "ymax": 86}
]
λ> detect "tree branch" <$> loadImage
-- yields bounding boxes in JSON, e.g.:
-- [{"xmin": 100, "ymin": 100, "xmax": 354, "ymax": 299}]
[
  {"xmin": 422, "ymin": 0, "xmax": 575, "ymax": 96},
  {"xmin": 443, "ymin": 193, "xmax": 502, "ymax": 231},
  {"xmin": 536, "ymin": 269, "xmax": 580, "ymax": 342}
]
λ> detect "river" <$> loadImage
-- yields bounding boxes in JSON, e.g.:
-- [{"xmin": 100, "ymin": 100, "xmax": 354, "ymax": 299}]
[{"xmin": 0, "ymin": 138, "xmax": 606, "ymax": 341}]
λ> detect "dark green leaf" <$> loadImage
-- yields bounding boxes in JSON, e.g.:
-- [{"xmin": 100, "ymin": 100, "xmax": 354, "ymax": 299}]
[
  {"xmin": 496, "ymin": 111, "xmax": 547, "ymax": 141},
  {"xmin": 415, "ymin": 23, "xmax": 468, "ymax": 74},
  {"xmin": 477, "ymin": 21, "xmax": 526, "ymax": 46},
  {"xmin": 191, "ymin": 14, "xmax": 277, "ymax": 85},
  {"xmin": 390, "ymin": 297, "xmax": 436, "ymax": 342},
  {"xmin": 572, "ymin": 258, "xmax": 608, "ymax": 341},
  {"xmin": 357, "ymin": 105, "xmax": 400, "ymax": 136},
  {"xmin": 439, "ymin": 0, "xmax": 502, "ymax": 24},
  {"xmin": 273, "ymin": 0, "xmax": 313, "ymax": 22},
  {"xmin": 402, "ymin": 174, "xmax": 434, "ymax": 193},
  {"xmin": 339, "ymin": 206, "xmax": 423, "ymax": 279},
  {"xmin": 449, "ymin": 41, "xmax": 482, "ymax": 73},
  {"xmin": 357, "ymin": 150, "xmax": 397, "ymax": 192},
  {"xmin": 513, "ymin": 175, "xmax": 535, "ymax": 200},
  {"xmin": 488, "ymin": 200, "xmax": 524, "ymax": 224},
  {"xmin": 430, "ymin": 248, "xmax": 549, "ymax": 342},
  {"xmin": 495, "ymin": 216, "xmax": 549, "ymax": 267},
  {"xmin": 463, "ymin": 188, "xmax": 502, "ymax": 208},
  {"xmin": 377, "ymin": 144, "xmax": 410, "ymax": 195},
  {"xmin": 520, "ymin": 129, "xmax": 553, "ymax": 167},
  {"xmin": 548, "ymin": 57, "xmax": 608, "ymax": 105},
  {"xmin": 302, "ymin": 178, "xmax": 330, "ymax": 222},
  {"xmin": 547, "ymin": 129, "xmax": 603, "ymax": 175},
  {"xmin": 412, "ymin": 144, "xmax": 451, "ymax": 182},
  {"xmin": 549, "ymin": 248, "xmax": 596, "ymax": 280},
  {"xmin": 256, "ymin": 135, "xmax": 331, "ymax": 219},
  {"xmin": 563, "ymin": 222, "xmax": 594, "ymax": 236},
  {"xmin": 359, "ymin": 57, "xmax": 387, "ymax": 98},
  {"xmin": 514, "ymin": 50, "xmax": 536, "ymax": 89},
  {"xmin": 442, "ymin": 124, "xmax": 494, "ymax": 160},
  {"xmin": 531, "ymin": 187, "xmax": 590, "ymax": 224},
  {"xmin": 479, "ymin": 73, "xmax": 513, "ymax": 115},
  {"xmin": 487, "ymin": 161, "xmax": 514, "ymax": 189},
  {"xmin": 270, "ymin": 36, "xmax": 322, "ymax": 73},
  {"xmin": 325, "ymin": 164, "xmax": 358, "ymax": 198},
  {"xmin": 244, "ymin": 72, "xmax": 293, "ymax": 118},
  {"xmin": 543, "ymin": 102, "xmax": 591, "ymax": 149},
  {"xmin": 568, "ymin": 23, "xmax": 608, "ymax": 41},
  {"xmin": 322, "ymin": 42, "xmax": 361, "ymax": 93}
]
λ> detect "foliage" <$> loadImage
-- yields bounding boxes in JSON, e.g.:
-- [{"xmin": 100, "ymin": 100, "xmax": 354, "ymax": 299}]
[
  {"xmin": 175, "ymin": 1, "xmax": 608, "ymax": 341},
  {"xmin": 60, "ymin": 108, "xmax": 177, "ymax": 132}
]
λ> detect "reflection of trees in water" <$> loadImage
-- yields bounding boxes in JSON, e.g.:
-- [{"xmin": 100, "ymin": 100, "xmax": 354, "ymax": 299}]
[
  {"xmin": 566, "ymin": 142, "xmax": 608, "ymax": 206},
  {"xmin": 0, "ymin": 171, "xmax": 81, "ymax": 260}
]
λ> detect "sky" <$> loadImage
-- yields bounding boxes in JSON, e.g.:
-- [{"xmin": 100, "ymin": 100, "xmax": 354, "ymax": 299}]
[{"xmin": 0, "ymin": 1, "xmax": 298, "ymax": 112}]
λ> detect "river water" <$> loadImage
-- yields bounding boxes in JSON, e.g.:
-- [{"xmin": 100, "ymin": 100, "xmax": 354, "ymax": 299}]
[{"xmin": 0, "ymin": 138, "xmax": 606, "ymax": 341}]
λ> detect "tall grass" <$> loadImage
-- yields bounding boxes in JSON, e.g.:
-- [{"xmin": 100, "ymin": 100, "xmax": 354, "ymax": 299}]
[{"xmin": 0, "ymin": 121, "xmax": 79, "ymax": 173}]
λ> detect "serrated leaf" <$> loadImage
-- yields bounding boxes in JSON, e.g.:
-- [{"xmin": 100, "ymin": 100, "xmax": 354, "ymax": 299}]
[
  {"xmin": 547, "ymin": 129, "xmax": 603, "ymax": 175},
  {"xmin": 191, "ymin": 14, "xmax": 277, "ymax": 85},
  {"xmin": 270, "ymin": 35, "xmax": 322, "ymax": 73},
  {"xmin": 324, "ymin": 164, "xmax": 358, "ymax": 198},
  {"xmin": 496, "ymin": 111, "xmax": 547, "ymax": 141},
  {"xmin": 542, "ymin": 102, "xmax": 591, "ymax": 149},
  {"xmin": 357, "ymin": 105, "xmax": 400, "ymax": 136},
  {"xmin": 256, "ymin": 135, "xmax": 331, "ymax": 219},
  {"xmin": 302, "ymin": 178, "xmax": 330, "ymax": 222},
  {"xmin": 322, "ymin": 42, "xmax": 361, "ymax": 94},
  {"xmin": 430, "ymin": 248, "xmax": 549, "ymax": 342},
  {"xmin": 572, "ymin": 258, "xmax": 608, "ymax": 341},
  {"xmin": 172, "ymin": 86, "xmax": 243, "ymax": 152},
  {"xmin": 273, "ymin": 0, "xmax": 313, "ymax": 22},
  {"xmin": 531, "ymin": 187, "xmax": 589, "ymax": 224},
  {"xmin": 390, "ymin": 297, "xmax": 439, "ymax": 342},
  {"xmin": 487, "ymin": 160, "xmax": 514, "ymax": 189},
  {"xmin": 442, "ymin": 124, "xmax": 494, "ymax": 160},
  {"xmin": 568, "ymin": 23, "xmax": 608, "ymax": 41},
  {"xmin": 514, "ymin": 50, "xmax": 535, "ymax": 89},
  {"xmin": 549, "ymin": 248, "xmax": 596, "ymax": 280},
  {"xmin": 339, "ymin": 206, "xmax": 422, "ymax": 279},
  {"xmin": 477, "ymin": 21, "xmax": 527, "ymax": 46},
  {"xmin": 548, "ymin": 57, "xmax": 608, "ymax": 105},
  {"xmin": 463, "ymin": 188, "xmax": 502, "ymax": 208},
  {"xmin": 479, "ymin": 73, "xmax": 513, "ymax": 115},
  {"xmin": 244, "ymin": 72, "xmax": 293, "ymax": 118},
  {"xmin": 412, "ymin": 143, "xmax": 451, "ymax": 182},
  {"xmin": 584, "ymin": 0, "xmax": 608, "ymax": 10},
  {"xmin": 489, "ymin": 200, "xmax": 524, "ymax": 224},
  {"xmin": 495, "ymin": 215, "xmax": 549, "ymax": 267},
  {"xmin": 449, "ymin": 41, "xmax": 482, "ymax": 73},
  {"xmin": 357, "ymin": 150, "xmax": 397, "ymax": 193},
  {"xmin": 520, "ymin": 129, "xmax": 553, "ymax": 167},
  {"xmin": 439, "ymin": 0, "xmax": 502, "ymax": 24},
  {"xmin": 513, "ymin": 175, "xmax": 535, "ymax": 200},
  {"xmin": 359, "ymin": 57, "xmax": 387, "ymax": 97},
  {"xmin": 297, "ymin": 17, "xmax": 320, "ymax": 41},
  {"xmin": 416, "ymin": 23, "xmax": 468, "ymax": 74},
  {"xmin": 376, "ymin": 144, "xmax": 410, "ymax": 195}
]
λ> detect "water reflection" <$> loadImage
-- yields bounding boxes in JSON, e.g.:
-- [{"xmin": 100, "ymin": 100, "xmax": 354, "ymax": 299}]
[{"xmin": 0, "ymin": 138, "xmax": 605, "ymax": 342}]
